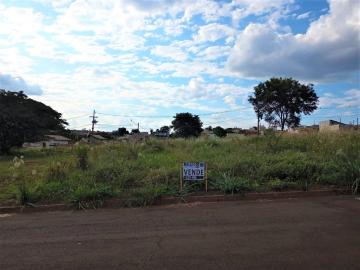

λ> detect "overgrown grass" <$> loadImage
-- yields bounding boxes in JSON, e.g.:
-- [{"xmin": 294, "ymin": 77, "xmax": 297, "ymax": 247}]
[{"xmin": 0, "ymin": 131, "xmax": 359, "ymax": 207}]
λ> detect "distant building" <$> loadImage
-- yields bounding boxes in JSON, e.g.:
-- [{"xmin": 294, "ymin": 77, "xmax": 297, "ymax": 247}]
[
  {"xmin": 200, "ymin": 129, "xmax": 216, "ymax": 139},
  {"xmin": 319, "ymin": 120, "xmax": 350, "ymax": 132},
  {"xmin": 23, "ymin": 134, "xmax": 71, "ymax": 148},
  {"xmin": 152, "ymin": 131, "xmax": 170, "ymax": 139},
  {"xmin": 288, "ymin": 125, "xmax": 319, "ymax": 133},
  {"xmin": 88, "ymin": 134, "xmax": 107, "ymax": 144},
  {"xmin": 225, "ymin": 133, "xmax": 246, "ymax": 139}
]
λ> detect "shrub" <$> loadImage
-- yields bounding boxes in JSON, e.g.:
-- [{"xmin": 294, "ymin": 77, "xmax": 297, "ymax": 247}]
[
  {"xmin": 17, "ymin": 182, "xmax": 31, "ymax": 205},
  {"xmin": 213, "ymin": 173, "xmax": 256, "ymax": 194},
  {"xmin": 92, "ymin": 166, "xmax": 122, "ymax": 185},
  {"xmin": 267, "ymin": 179, "xmax": 298, "ymax": 191},
  {"xmin": 33, "ymin": 181, "xmax": 70, "ymax": 203},
  {"xmin": 335, "ymin": 145, "xmax": 360, "ymax": 194},
  {"xmin": 74, "ymin": 145, "xmax": 89, "ymax": 170},
  {"xmin": 71, "ymin": 184, "xmax": 114, "ymax": 209},
  {"xmin": 127, "ymin": 183, "xmax": 168, "ymax": 207},
  {"xmin": 45, "ymin": 161, "xmax": 69, "ymax": 182}
]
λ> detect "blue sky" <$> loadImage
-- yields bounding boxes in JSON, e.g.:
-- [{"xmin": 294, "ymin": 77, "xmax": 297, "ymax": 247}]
[{"xmin": 0, "ymin": 0, "xmax": 359, "ymax": 131}]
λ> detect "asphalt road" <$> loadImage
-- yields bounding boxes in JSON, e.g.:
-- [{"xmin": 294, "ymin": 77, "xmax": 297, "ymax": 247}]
[{"xmin": 1, "ymin": 196, "xmax": 359, "ymax": 270}]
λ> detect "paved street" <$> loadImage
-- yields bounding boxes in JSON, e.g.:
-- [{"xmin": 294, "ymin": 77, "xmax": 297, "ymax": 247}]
[{"xmin": 1, "ymin": 196, "xmax": 359, "ymax": 270}]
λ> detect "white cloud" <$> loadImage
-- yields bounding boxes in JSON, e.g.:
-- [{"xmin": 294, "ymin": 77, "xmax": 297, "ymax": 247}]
[
  {"xmin": 319, "ymin": 89, "xmax": 360, "ymax": 108},
  {"xmin": 197, "ymin": 46, "xmax": 231, "ymax": 60},
  {"xmin": 0, "ymin": 73, "xmax": 43, "ymax": 95},
  {"xmin": 188, "ymin": 77, "xmax": 207, "ymax": 98},
  {"xmin": 223, "ymin": 95, "xmax": 238, "ymax": 108},
  {"xmin": 194, "ymin": 23, "xmax": 236, "ymax": 43},
  {"xmin": 227, "ymin": 0, "xmax": 360, "ymax": 82},
  {"xmin": 151, "ymin": 45, "xmax": 188, "ymax": 61},
  {"xmin": 231, "ymin": 0, "xmax": 294, "ymax": 24},
  {"xmin": 296, "ymin": 11, "xmax": 311, "ymax": 20}
]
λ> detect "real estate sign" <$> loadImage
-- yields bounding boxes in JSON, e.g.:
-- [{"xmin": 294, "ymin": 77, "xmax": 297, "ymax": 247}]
[{"xmin": 182, "ymin": 162, "xmax": 205, "ymax": 180}]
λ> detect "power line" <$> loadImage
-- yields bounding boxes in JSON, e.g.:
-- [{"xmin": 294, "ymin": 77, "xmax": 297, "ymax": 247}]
[
  {"xmin": 71, "ymin": 124, "xmax": 91, "ymax": 129},
  {"xmin": 96, "ymin": 108, "xmax": 251, "ymax": 118}
]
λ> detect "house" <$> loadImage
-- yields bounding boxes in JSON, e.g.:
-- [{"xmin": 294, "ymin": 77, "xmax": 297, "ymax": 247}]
[
  {"xmin": 288, "ymin": 125, "xmax": 319, "ymax": 133},
  {"xmin": 23, "ymin": 134, "xmax": 71, "ymax": 148},
  {"xmin": 200, "ymin": 129, "xmax": 216, "ymax": 139},
  {"xmin": 87, "ymin": 134, "xmax": 107, "ymax": 144},
  {"xmin": 152, "ymin": 131, "xmax": 170, "ymax": 139},
  {"xmin": 319, "ymin": 120, "xmax": 350, "ymax": 132}
]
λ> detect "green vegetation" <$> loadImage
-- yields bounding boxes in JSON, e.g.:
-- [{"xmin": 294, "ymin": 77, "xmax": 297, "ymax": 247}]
[
  {"xmin": 0, "ymin": 131, "xmax": 359, "ymax": 207},
  {"xmin": 0, "ymin": 90, "xmax": 67, "ymax": 154}
]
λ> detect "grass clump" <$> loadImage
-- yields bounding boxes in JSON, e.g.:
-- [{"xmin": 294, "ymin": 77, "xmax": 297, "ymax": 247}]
[
  {"xmin": 71, "ymin": 184, "xmax": 114, "ymax": 209},
  {"xmin": 213, "ymin": 173, "xmax": 256, "ymax": 194},
  {"xmin": 127, "ymin": 183, "xmax": 168, "ymax": 207},
  {"xmin": 267, "ymin": 179, "xmax": 298, "ymax": 192},
  {"xmin": 74, "ymin": 145, "xmax": 89, "ymax": 170}
]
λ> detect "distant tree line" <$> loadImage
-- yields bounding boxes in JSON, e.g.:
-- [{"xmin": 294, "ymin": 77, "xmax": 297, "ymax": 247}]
[{"xmin": 0, "ymin": 77, "xmax": 319, "ymax": 153}]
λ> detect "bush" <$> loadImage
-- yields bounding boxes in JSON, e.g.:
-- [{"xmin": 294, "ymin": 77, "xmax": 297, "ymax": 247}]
[
  {"xmin": 213, "ymin": 173, "xmax": 256, "ymax": 194},
  {"xmin": 33, "ymin": 181, "xmax": 70, "ymax": 203},
  {"xmin": 74, "ymin": 145, "xmax": 89, "ymax": 170},
  {"xmin": 335, "ymin": 144, "xmax": 360, "ymax": 194},
  {"xmin": 267, "ymin": 179, "xmax": 298, "ymax": 191},
  {"xmin": 45, "ymin": 161, "xmax": 69, "ymax": 182},
  {"xmin": 71, "ymin": 184, "xmax": 114, "ymax": 209},
  {"xmin": 92, "ymin": 166, "xmax": 122, "ymax": 185},
  {"xmin": 17, "ymin": 182, "xmax": 31, "ymax": 205},
  {"xmin": 127, "ymin": 184, "xmax": 168, "ymax": 206}
]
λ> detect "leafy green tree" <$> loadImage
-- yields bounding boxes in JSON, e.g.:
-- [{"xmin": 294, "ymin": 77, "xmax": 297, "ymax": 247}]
[
  {"xmin": 213, "ymin": 126, "xmax": 227, "ymax": 138},
  {"xmin": 171, "ymin": 113, "xmax": 203, "ymax": 138},
  {"xmin": 248, "ymin": 78, "xmax": 318, "ymax": 131},
  {"xmin": 0, "ymin": 90, "xmax": 67, "ymax": 153}
]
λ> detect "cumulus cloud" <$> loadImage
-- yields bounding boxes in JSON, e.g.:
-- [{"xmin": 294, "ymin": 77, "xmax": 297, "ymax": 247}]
[
  {"xmin": 223, "ymin": 95, "xmax": 238, "ymax": 108},
  {"xmin": 151, "ymin": 45, "xmax": 188, "ymax": 61},
  {"xmin": 0, "ymin": 73, "xmax": 43, "ymax": 95},
  {"xmin": 194, "ymin": 23, "xmax": 236, "ymax": 43},
  {"xmin": 227, "ymin": 0, "xmax": 360, "ymax": 82},
  {"xmin": 197, "ymin": 46, "xmax": 231, "ymax": 60},
  {"xmin": 188, "ymin": 77, "xmax": 207, "ymax": 98},
  {"xmin": 319, "ymin": 89, "xmax": 360, "ymax": 108}
]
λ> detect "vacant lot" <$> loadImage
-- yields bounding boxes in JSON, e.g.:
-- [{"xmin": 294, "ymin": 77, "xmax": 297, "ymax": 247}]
[
  {"xmin": 0, "ymin": 196, "xmax": 359, "ymax": 270},
  {"xmin": 0, "ymin": 131, "xmax": 359, "ymax": 206}
]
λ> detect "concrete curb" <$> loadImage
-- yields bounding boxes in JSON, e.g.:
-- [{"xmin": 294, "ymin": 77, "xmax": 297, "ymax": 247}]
[
  {"xmin": 0, "ymin": 188, "xmax": 350, "ymax": 214},
  {"xmin": 158, "ymin": 188, "xmax": 349, "ymax": 204}
]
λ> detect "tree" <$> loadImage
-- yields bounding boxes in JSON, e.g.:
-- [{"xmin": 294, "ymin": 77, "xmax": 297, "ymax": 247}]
[
  {"xmin": 0, "ymin": 90, "xmax": 67, "ymax": 154},
  {"xmin": 115, "ymin": 127, "xmax": 129, "ymax": 137},
  {"xmin": 171, "ymin": 113, "xmax": 203, "ymax": 138},
  {"xmin": 213, "ymin": 126, "xmax": 227, "ymax": 138},
  {"xmin": 159, "ymin": 126, "xmax": 170, "ymax": 134},
  {"xmin": 248, "ymin": 78, "xmax": 318, "ymax": 131},
  {"xmin": 248, "ymin": 93, "xmax": 265, "ymax": 135},
  {"xmin": 131, "ymin": 128, "xmax": 139, "ymax": 134}
]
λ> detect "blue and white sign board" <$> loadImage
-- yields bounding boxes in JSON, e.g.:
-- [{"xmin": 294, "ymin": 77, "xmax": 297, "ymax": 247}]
[{"xmin": 182, "ymin": 162, "xmax": 206, "ymax": 181}]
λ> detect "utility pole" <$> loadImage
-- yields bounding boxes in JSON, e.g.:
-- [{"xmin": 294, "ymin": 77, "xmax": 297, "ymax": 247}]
[
  {"xmin": 137, "ymin": 122, "xmax": 140, "ymax": 131},
  {"xmin": 89, "ymin": 110, "xmax": 98, "ymax": 133}
]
